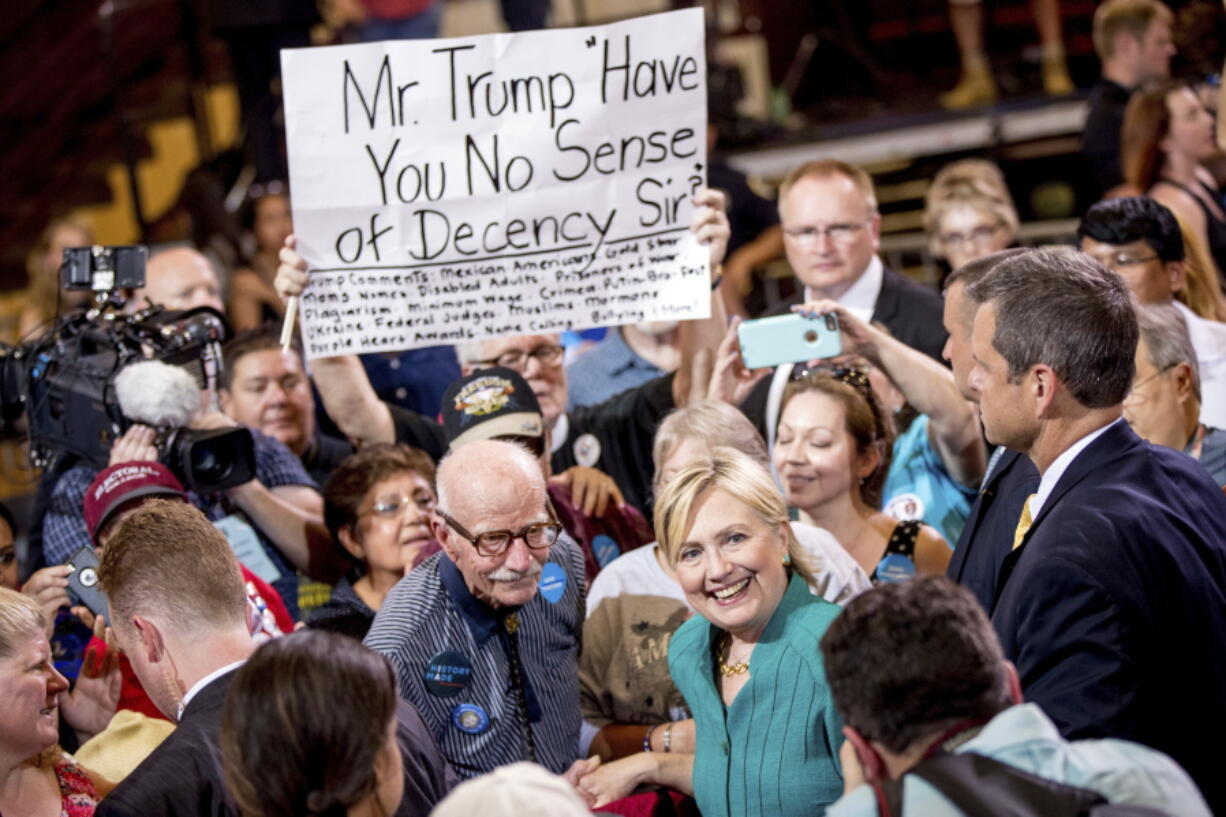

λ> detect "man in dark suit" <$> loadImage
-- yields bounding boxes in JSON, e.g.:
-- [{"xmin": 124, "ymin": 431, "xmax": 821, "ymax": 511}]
[
  {"xmin": 767, "ymin": 159, "xmax": 946, "ymax": 359},
  {"xmin": 739, "ymin": 159, "xmax": 947, "ymax": 442},
  {"xmin": 966, "ymin": 247, "xmax": 1226, "ymax": 814},
  {"xmin": 96, "ymin": 499, "xmax": 256, "ymax": 817},
  {"xmin": 940, "ymin": 249, "xmax": 1040, "ymax": 612},
  {"xmin": 96, "ymin": 499, "xmax": 457, "ymax": 817}
]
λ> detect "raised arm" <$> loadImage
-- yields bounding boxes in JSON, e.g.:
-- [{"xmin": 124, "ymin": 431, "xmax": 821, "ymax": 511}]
[
  {"xmin": 275, "ymin": 236, "xmax": 395, "ymax": 445},
  {"xmin": 797, "ymin": 300, "xmax": 986, "ymax": 488},
  {"xmin": 674, "ymin": 188, "xmax": 731, "ymax": 407}
]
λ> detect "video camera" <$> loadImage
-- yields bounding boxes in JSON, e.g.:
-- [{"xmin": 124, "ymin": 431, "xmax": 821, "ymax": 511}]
[{"xmin": 0, "ymin": 245, "xmax": 256, "ymax": 492}]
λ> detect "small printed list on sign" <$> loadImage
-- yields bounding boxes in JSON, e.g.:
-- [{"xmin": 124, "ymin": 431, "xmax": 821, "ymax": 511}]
[{"xmin": 280, "ymin": 8, "xmax": 709, "ymax": 359}]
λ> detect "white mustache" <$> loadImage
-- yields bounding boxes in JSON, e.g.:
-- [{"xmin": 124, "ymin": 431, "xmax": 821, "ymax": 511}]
[{"xmin": 486, "ymin": 562, "xmax": 543, "ymax": 582}]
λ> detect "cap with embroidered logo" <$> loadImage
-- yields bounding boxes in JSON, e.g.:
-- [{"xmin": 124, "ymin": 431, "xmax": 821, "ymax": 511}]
[{"xmin": 441, "ymin": 367, "xmax": 544, "ymax": 450}]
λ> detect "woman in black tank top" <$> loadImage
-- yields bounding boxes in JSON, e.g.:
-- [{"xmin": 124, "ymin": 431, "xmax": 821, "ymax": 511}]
[
  {"xmin": 1123, "ymin": 81, "xmax": 1226, "ymax": 290},
  {"xmin": 773, "ymin": 369, "xmax": 950, "ymax": 582}
]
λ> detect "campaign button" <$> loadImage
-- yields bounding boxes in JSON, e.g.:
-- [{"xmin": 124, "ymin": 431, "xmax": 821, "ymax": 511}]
[
  {"xmin": 423, "ymin": 650, "xmax": 473, "ymax": 698},
  {"xmin": 539, "ymin": 561, "xmax": 567, "ymax": 603},
  {"xmin": 451, "ymin": 703, "xmax": 490, "ymax": 735}
]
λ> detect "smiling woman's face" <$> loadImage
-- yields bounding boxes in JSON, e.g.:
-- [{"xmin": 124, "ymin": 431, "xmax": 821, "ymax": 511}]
[
  {"xmin": 0, "ymin": 629, "xmax": 68, "ymax": 761},
  {"xmin": 672, "ymin": 488, "xmax": 790, "ymax": 641}
]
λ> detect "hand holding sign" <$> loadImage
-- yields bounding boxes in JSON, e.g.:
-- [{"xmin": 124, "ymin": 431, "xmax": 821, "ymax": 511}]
[
  {"xmin": 691, "ymin": 187, "xmax": 729, "ymax": 272},
  {"xmin": 280, "ymin": 9, "xmax": 709, "ymax": 360}
]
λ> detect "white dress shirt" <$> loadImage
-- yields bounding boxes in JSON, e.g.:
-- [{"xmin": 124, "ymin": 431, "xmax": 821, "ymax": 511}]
[
  {"xmin": 177, "ymin": 659, "xmax": 246, "ymax": 721},
  {"xmin": 1030, "ymin": 418, "xmax": 1123, "ymax": 519}
]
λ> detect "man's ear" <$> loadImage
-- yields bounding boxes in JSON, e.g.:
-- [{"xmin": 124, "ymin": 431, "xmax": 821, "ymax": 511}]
[
  {"xmin": 131, "ymin": 615, "xmax": 166, "ymax": 665},
  {"xmin": 1166, "ymin": 260, "xmax": 1187, "ymax": 295},
  {"xmin": 1003, "ymin": 660, "xmax": 1024, "ymax": 704},
  {"xmin": 843, "ymin": 725, "xmax": 887, "ymax": 783},
  {"xmin": 337, "ymin": 525, "xmax": 364, "ymax": 561},
  {"xmin": 1171, "ymin": 362, "xmax": 1196, "ymax": 405},
  {"xmin": 1030, "ymin": 364, "xmax": 1059, "ymax": 418},
  {"xmin": 217, "ymin": 388, "xmax": 234, "ymax": 418},
  {"xmin": 432, "ymin": 515, "xmax": 460, "ymax": 562}
]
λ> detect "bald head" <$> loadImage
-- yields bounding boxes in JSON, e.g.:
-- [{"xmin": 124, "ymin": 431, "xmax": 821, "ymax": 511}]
[
  {"xmin": 437, "ymin": 439, "xmax": 545, "ymax": 519},
  {"xmin": 433, "ymin": 439, "xmax": 554, "ymax": 608},
  {"xmin": 137, "ymin": 247, "xmax": 224, "ymax": 314}
]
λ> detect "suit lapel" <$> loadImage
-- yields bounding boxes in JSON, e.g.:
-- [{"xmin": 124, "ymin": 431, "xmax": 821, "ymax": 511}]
[
  {"xmin": 995, "ymin": 421, "xmax": 1137, "ymax": 598},
  {"xmin": 1024, "ymin": 421, "xmax": 1137, "ymax": 539},
  {"xmin": 870, "ymin": 267, "xmax": 900, "ymax": 326},
  {"xmin": 180, "ymin": 669, "xmax": 238, "ymax": 724},
  {"xmin": 949, "ymin": 449, "xmax": 1019, "ymax": 581}
]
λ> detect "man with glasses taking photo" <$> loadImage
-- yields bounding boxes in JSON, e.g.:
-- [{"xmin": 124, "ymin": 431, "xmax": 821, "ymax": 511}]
[
  {"xmin": 364, "ymin": 438, "xmax": 593, "ymax": 781},
  {"xmin": 738, "ymin": 158, "xmax": 949, "ymax": 448}
]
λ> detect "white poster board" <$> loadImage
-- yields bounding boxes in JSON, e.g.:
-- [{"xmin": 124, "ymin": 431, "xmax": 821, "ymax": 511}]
[{"xmin": 281, "ymin": 8, "xmax": 709, "ymax": 359}]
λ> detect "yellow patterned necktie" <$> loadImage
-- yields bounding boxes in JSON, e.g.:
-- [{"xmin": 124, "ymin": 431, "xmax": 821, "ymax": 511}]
[{"xmin": 1012, "ymin": 494, "xmax": 1038, "ymax": 550}]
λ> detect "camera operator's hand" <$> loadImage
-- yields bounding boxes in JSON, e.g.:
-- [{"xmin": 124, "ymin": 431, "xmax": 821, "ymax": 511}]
[
  {"xmin": 276, "ymin": 235, "xmax": 310, "ymax": 302},
  {"xmin": 108, "ymin": 424, "xmax": 159, "ymax": 467},
  {"xmin": 190, "ymin": 410, "xmax": 239, "ymax": 432}
]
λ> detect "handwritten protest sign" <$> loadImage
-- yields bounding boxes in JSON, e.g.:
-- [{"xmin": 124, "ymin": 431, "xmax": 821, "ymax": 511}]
[{"xmin": 281, "ymin": 8, "xmax": 709, "ymax": 359}]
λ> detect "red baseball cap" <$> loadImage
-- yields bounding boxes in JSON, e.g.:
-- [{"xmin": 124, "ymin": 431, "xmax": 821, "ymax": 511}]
[{"xmin": 83, "ymin": 461, "xmax": 187, "ymax": 545}]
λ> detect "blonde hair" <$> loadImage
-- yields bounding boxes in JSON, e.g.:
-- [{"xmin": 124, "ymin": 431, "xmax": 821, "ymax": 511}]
[
  {"xmin": 651, "ymin": 401, "xmax": 767, "ymax": 492},
  {"xmin": 0, "ymin": 585, "xmax": 46, "ymax": 659},
  {"xmin": 654, "ymin": 447, "xmax": 815, "ymax": 587},
  {"xmin": 779, "ymin": 159, "xmax": 878, "ymax": 215},
  {"xmin": 924, "ymin": 160, "xmax": 1019, "ymax": 258}
]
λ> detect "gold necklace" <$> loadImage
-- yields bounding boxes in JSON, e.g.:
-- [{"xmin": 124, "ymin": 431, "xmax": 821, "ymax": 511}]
[{"xmin": 718, "ymin": 633, "xmax": 750, "ymax": 677}]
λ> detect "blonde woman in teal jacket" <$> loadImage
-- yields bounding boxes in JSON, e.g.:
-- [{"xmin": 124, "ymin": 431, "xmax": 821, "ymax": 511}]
[{"xmin": 575, "ymin": 447, "xmax": 844, "ymax": 815}]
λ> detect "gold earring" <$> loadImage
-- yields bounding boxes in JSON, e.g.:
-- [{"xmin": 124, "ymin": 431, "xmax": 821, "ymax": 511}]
[{"xmin": 782, "ymin": 552, "xmax": 792, "ymax": 566}]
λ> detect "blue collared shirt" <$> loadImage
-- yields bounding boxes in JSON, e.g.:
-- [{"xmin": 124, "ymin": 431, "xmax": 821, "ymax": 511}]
[
  {"xmin": 364, "ymin": 538, "xmax": 586, "ymax": 779},
  {"xmin": 566, "ymin": 328, "xmax": 664, "ymax": 410},
  {"xmin": 828, "ymin": 704, "xmax": 1211, "ymax": 817}
]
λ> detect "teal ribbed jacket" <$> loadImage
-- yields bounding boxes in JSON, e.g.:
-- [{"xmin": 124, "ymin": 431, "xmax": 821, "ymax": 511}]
[{"xmin": 668, "ymin": 573, "xmax": 844, "ymax": 817}]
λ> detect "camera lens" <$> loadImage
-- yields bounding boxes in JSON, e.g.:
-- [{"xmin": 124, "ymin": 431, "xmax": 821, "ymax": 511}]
[{"xmin": 190, "ymin": 442, "xmax": 231, "ymax": 483}]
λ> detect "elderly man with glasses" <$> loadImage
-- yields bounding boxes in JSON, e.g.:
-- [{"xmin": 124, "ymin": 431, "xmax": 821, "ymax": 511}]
[
  {"xmin": 365, "ymin": 438, "xmax": 591, "ymax": 780},
  {"xmin": 1125, "ymin": 303, "xmax": 1226, "ymax": 490}
]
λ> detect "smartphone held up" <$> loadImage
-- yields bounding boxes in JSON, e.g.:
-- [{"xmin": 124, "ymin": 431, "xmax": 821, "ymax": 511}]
[{"xmin": 736, "ymin": 312, "xmax": 842, "ymax": 370}]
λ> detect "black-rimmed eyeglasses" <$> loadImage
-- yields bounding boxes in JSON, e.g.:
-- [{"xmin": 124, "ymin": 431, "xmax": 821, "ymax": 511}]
[{"xmin": 436, "ymin": 506, "xmax": 563, "ymax": 556}]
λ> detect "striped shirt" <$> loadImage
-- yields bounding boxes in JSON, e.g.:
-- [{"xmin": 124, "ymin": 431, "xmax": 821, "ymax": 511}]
[{"xmin": 364, "ymin": 537, "xmax": 586, "ymax": 778}]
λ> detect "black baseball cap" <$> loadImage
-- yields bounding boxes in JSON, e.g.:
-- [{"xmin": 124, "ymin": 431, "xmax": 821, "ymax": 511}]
[{"xmin": 441, "ymin": 367, "xmax": 544, "ymax": 451}]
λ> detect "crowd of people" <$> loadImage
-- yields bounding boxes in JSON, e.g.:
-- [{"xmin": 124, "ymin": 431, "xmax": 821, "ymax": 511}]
[{"xmin": 5, "ymin": 2, "xmax": 1226, "ymax": 817}]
